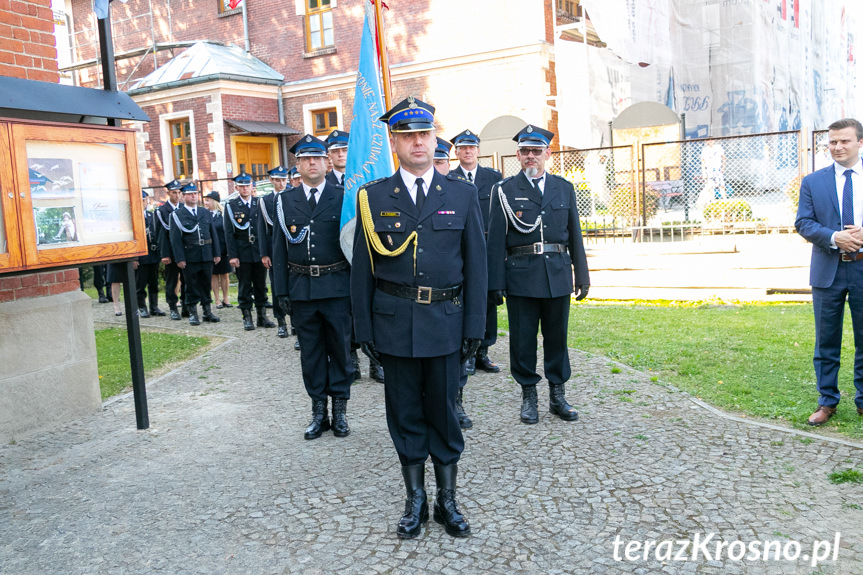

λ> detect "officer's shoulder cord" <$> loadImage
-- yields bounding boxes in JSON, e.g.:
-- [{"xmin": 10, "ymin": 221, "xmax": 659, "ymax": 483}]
[
  {"xmin": 225, "ymin": 201, "xmax": 251, "ymax": 231},
  {"xmin": 260, "ymin": 194, "xmax": 275, "ymax": 227},
  {"xmin": 358, "ymin": 187, "xmax": 418, "ymax": 276},
  {"xmin": 497, "ymin": 182, "xmax": 542, "ymax": 235},
  {"xmin": 156, "ymin": 209, "xmax": 170, "ymax": 231},
  {"xmin": 170, "ymin": 210, "xmax": 200, "ymax": 234},
  {"xmin": 276, "ymin": 193, "xmax": 310, "ymax": 245}
]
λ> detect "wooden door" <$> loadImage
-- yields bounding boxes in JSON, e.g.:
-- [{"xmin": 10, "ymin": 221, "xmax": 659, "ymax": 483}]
[{"xmin": 236, "ymin": 142, "xmax": 272, "ymax": 179}]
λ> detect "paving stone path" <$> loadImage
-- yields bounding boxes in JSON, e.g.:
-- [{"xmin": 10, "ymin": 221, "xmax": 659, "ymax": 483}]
[{"xmin": 2, "ymin": 302, "xmax": 862, "ymax": 574}]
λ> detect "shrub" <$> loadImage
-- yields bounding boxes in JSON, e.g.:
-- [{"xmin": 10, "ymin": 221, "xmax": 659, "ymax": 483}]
[
  {"xmin": 609, "ymin": 184, "xmax": 659, "ymax": 224},
  {"xmin": 702, "ymin": 200, "xmax": 754, "ymax": 222}
]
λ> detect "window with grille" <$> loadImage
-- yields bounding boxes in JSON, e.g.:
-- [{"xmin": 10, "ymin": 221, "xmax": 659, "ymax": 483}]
[
  {"xmin": 169, "ymin": 118, "xmax": 193, "ymax": 180},
  {"xmin": 312, "ymin": 108, "xmax": 338, "ymax": 137},
  {"xmin": 305, "ymin": 0, "xmax": 334, "ymax": 52}
]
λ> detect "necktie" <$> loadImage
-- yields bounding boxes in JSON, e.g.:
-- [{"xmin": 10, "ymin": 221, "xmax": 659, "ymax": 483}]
[
  {"xmin": 308, "ymin": 188, "xmax": 318, "ymax": 211},
  {"xmin": 192, "ymin": 209, "xmax": 197, "ymax": 218},
  {"xmin": 467, "ymin": 172, "xmax": 473, "ymax": 182},
  {"xmin": 415, "ymin": 179, "xmax": 425, "ymax": 213},
  {"xmin": 340, "ymin": 174, "xmax": 345, "ymax": 186},
  {"xmin": 843, "ymin": 169, "xmax": 854, "ymax": 227},
  {"xmin": 532, "ymin": 177, "xmax": 542, "ymax": 193}
]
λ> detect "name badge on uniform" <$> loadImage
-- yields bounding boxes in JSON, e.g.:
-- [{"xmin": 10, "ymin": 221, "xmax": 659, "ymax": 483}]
[
  {"xmin": 380, "ymin": 211, "xmax": 400, "ymax": 217},
  {"xmin": 515, "ymin": 197, "xmax": 530, "ymax": 201}
]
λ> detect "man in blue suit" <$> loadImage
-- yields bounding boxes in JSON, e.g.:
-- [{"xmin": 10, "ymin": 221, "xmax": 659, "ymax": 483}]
[
  {"xmin": 352, "ymin": 96, "xmax": 486, "ymax": 539},
  {"xmin": 795, "ymin": 117, "xmax": 863, "ymax": 426}
]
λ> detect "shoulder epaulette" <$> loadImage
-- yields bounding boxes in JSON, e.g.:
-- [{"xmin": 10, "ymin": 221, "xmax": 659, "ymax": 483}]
[
  {"xmin": 496, "ymin": 175, "xmax": 514, "ymax": 186},
  {"xmin": 361, "ymin": 177, "xmax": 388, "ymax": 189}
]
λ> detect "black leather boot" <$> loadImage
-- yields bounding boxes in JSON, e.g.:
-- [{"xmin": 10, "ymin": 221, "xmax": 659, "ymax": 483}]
[
  {"xmin": 432, "ymin": 464, "xmax": 470, "ymax": 537},
  {"xmin": 149, "ymin": 293, "xmax": 165, "ymax": 316},
  {"xmin": 257, "ymin": 307, "xmax": 276, "ymax": 328},
  {"xmin": 242, "ymin": 309, "xmax": 255, "ymax": 331},
  {"xmin": 351, "ymin": 350, "xmax": 361, "ymax": 381},
  {"xmin": 456, "ymin": 388, "xmax": 473, "ymax": 430},
  {"xmin": 137, "ymin": 307, "xmax": 150, "ymax": 318},
  {"xmin": 304, "ymin": 399, "xmax": 330, "ymax": 440},
  {"xmin": 202, "ymin": 304, "xmax": 220, "ymax": 323},
  {"xmin": 397, "ymin": 464, "xmax": 428, "ymax": 539},
  {"xmin": 368, "ymin": 355, "xmax": 385, "ymax": 383},
  {"xmin": 181, "ymin": 303, "xmax": 190, "ymax": 318},
  {"xmin": 520, "ymin": 384, "xmax": 539, "ymax": 424},
  {"xmin": 97, "ymin": 288, "xmax": 109, "ymax": 304},
  {"xmin": 331, "ymin": 397, "xmax": 350, "ymax": 437},
  {"xmin": 169, "ymin": 305, "xmax": 181, "ymax": 321},
  {"xmin": 188, "ymin": 304, "xmax": 200, "ymax": 326},
  {"xmin": 475, "ymin": 346, "xmax": 500, "ymax": 373},
  {"xmin": 277, "ymin": 317, "xmax": 289, "ymax": 338},
  {"xmin": 464, "ymin": 356, "xmax": 476, "ymax": 376},
  {"xmin": 549, "ymin": 383, "xmax": 579, "ymax": 421}
]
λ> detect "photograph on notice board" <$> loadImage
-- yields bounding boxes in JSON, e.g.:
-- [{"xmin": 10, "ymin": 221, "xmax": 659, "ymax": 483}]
[
  {"xmin": 34, "ymin": 206, "xmax": 79, "ymax": 247},
  {"xmin": 28, "ymin": 158, "xmax": 75, "ymax": 199}
]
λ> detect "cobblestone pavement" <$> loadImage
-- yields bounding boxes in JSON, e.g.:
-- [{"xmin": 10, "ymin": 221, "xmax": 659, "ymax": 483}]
[{"xmin": 2, "ymin": 301, "xmax": 863, "ymax": 575}]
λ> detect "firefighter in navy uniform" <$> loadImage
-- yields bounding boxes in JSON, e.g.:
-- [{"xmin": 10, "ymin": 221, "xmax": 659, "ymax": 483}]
[
  {"xmin": 224, "ymin": 172, "xmax": 275, "ymax": 331},
  {"xmin": 136, "ymin": 191, "xmax": 165, "ymax": 317},
  {"xmin": 324, "ymin": 128, "xmax": 385, "ymax": 383},
  {"xmin": 450, "ymin": 128, "xmax": 503, "ymax": 375},
  {"xmin": 486, "ymin": 124, "xmax": 589, "ymax": 425},
  {"xmin": 433, "ymin": 137, "xmax": 452, "ymax": 175},
  {"xmin": 157, "ymin": 179, "xmax": 186, "ymax": 320},
  {"xmin": 258, "ymin": 166, "xmax": 291, "ymax": 338},
  {"xmin": 272, "ymin": 135, "xmax": 354, "ymax": 440},
  {"xmin": 352, "ymin": 96, "xmax": 486, "ymax": 539},
  {"xmin": 169, "ymin": 182, "xmax": 221, "ymax": 326}
]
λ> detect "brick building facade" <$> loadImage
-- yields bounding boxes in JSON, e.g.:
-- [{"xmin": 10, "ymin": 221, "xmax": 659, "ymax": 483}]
[{"xmin": 62, "ymin": 0, "xmax": 563, "ymax": 190}]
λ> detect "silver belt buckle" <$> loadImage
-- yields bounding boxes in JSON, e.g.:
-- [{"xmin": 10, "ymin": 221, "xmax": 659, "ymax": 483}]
[
  {"xmin": 199, "ymin": 239, "xmax": 207, "ymax": 245},
  {"xmin": 249, "ymin": 233, "xmax": 256, "ymax": 244},
  {"xmin": 533, "ymin": 242, "xmax": 544, "ymax": 255},
  {"xmin": 417, "ymin": 286, "xmax": 433, "ymax": 304},
  {"xmin": 309, "ymin": 265, "xmax": 320, "ymax": 277}
]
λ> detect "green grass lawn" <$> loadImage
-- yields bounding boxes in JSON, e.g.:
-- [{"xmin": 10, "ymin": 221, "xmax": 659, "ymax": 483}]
[
  {"xmin": 95, "ymin": 327, "xmax": 212, "ymax": 400},
  {"xmin": 499, "ymin": 301, "xmax": 863, "ymax": 439}
]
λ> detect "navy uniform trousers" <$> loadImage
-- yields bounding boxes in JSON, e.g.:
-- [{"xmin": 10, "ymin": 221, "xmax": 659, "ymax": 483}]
[
  {"xmin": 257, "ymin": 192, "xmax": 286, "ymax": 322},
  {"xmin": 169, "ymin": 208, "xmax": 219, "ymax": 307},
  {"xmin": 352, "ymin": 170, "xmax": 487, "ymax": 466},
  {"xmin": 224, "ymin": 197, "xmax": 268, "ymax": 311},
  {"xmin": 157, "ymin": 203, "xmax": 185, "ymax": 308}
]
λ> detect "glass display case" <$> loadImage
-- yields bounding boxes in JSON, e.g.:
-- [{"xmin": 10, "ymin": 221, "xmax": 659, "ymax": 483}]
[{"xmin": 0, "ymin": 118, "xmax": 145, "ymax": 273}]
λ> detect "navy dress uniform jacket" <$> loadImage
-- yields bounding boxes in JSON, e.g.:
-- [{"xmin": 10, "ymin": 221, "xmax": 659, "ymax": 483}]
[
  {"xmin": 351, "ymin": 170, "xmax": 487, "ymax": 358},
  {"xmin": 487, "ymin": 172, "xmax": 589, "ymax": 298},
  {"xmin": 223, "ymin": 196, "xmax": 261, "ymax": 263},
  {"xmin": 156, "ymin": 201, "xmax": 180, "ymax": 260},
  {"xmin": 257, "ymin": 192, "xmax": 278, "ymax": 261},
  {"xmin": 450, "ymin": 165, "xmax": 502, "ymax": 232},
  {"xmin": 169, "ymin": 208, "xmax": 220, "ymax": 264},
  {"xmin": 140, "ymin": 210, "xmax": 162, "ymax": 265},
  {"xmin": 272, "ymin": 184, "xmax": 350, "ymax": 301}
]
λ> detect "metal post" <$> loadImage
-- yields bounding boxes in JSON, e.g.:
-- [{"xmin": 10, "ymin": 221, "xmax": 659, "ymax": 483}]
[
  {"xmin": 99, "ymin": 2, "xmax": 150, "ymax": 429},
  {"xmin": 121, "ymin": 260, "xmax": 149, "ymax": 430}
]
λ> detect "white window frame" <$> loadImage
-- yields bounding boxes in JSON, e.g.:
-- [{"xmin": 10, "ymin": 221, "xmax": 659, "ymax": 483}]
[{"xmin": 302, "ymin": 99, "xmax": 343, "ymax": 136}]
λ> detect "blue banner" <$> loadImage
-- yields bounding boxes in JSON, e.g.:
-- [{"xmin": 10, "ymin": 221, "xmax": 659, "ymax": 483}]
[{"xmin": 339, "ymin": 1, "xmax": 394, "ymax": 260}]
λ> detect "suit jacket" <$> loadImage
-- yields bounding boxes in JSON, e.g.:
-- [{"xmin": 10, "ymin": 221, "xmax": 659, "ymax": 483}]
[
  {"xmin": 223, "ymin": 196, "xmax": 261, "ymax": 262},
  {"xmin": 169, "ymin": 206, "xmax": 220, "ymax": 264},
  {"xmin": 326, "ymin": 171, "xmax": 345, "ymax": 188},
  {"xmin": 487, "ymin": 171, "xmax": 589, "ymax": 298},
  {"xmin": 140, "ymin": 210, "xmax": 161, "ymax": 265},
  {"xmin": 351, "ymin": 170, "xmax": 487, "ymax": 358},
  {"xmin": 156, "ymin": 201, "xmax": 181, "ymax": 260},
  {"xmin": 257, "ymin": 192, "xmax": 278, "ymax": 261},
  {"xmin": 450, "ymin": 165, "xmax": 503, "ymax": 232},
  {"xmin": 795, "ymin": 165, "xmax": 847, "ymax": 288},
  {"xmin": 272, "ymin": 183, "xmax": 350, "ymax": 301}
]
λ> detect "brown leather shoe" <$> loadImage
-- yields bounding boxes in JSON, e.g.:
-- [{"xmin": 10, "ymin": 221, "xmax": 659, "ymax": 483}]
[{"xmin": 807, "ymin": 406, "xmax": 837, "ymax": 426}]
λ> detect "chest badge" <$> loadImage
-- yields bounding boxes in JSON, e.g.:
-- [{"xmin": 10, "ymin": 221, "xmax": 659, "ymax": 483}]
[
  {"xmin": 436, "ymin": 185, "xmax": 441, "ymax": 191},
  {"xmin": 290, "ymin": 225, "xmax": 297, "ymax": 233},
  {"xmin": 387, "ymin": 234, "xmax": 394, "ymax": 246},
  {"xmin": 394, "ymin": 187, "xmax": 400, "ymax": 193},
  {"xmin": 516, "ymin": 211, "xmax": 523, "ymax": 218},
  {"xmin": 395, "ymin": 222, "xmax": 402, "ymax": 228}
]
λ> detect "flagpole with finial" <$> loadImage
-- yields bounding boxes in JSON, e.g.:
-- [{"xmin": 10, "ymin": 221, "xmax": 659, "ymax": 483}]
[{"xmin": 372, "ymin": 0, "xmax": 398, "ymax": 168}]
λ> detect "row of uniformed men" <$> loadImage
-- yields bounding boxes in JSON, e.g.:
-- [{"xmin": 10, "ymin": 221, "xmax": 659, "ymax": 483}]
[{"xmin": 142, "ymin": 96, "xmax": 590, "ymax": 541}]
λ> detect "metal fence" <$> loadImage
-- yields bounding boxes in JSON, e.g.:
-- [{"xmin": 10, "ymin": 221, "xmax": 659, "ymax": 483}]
[
  {"xmin": 812, "ymin": 129, "xmax": 830, "ymax": 171},
  {"xmin": 500, "ymin": 131, "xmax": 810, "ymax": 242}
]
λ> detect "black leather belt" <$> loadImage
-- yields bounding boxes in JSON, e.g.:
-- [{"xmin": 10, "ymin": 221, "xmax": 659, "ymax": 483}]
[
  {"xmin": 185, "ymin": 239, "xmax": 212, "ymax": 247},
  {"xmin": 508, "ymin": 243, "xmax": 567, "ymax": 256},
  {"xmin": 840, "ymin": 252, "xmax": 863, "ymax": 262},
  {"xmin": 289, "ymin": 260, "xmax": 349, "ymax": 277},
  {"xmin": 376, "ymin": 279, "xmax": 461, "ymax": 304}
]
